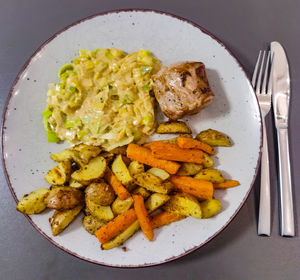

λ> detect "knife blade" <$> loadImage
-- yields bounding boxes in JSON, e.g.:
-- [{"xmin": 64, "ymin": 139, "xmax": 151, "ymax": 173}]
[{"xmin": 271, "ymin": 41, "xmax": 294, "ymax": 237}]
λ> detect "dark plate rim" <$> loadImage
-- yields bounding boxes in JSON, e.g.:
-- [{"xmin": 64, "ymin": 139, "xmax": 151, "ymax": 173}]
[{"xmin": 1, "ymin": 8, "xmax": 262, "ymax": 268}]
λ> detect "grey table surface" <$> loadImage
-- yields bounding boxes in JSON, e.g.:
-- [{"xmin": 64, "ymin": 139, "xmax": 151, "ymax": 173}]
[{"xmin": 1, "ymin": 0, "xmax": 299, "ymax": 279}]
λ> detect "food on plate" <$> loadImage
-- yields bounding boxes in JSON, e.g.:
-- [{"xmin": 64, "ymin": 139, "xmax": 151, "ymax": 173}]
[
  {"xmin": 85, "ymin": 181, "xmax": 115, "ymax": 206},
  {"xmin": 196, "ymin": 129, "xmax": 231, "ymax": 147},
  {"xmin": 16, "ymin": 188, "xmax": 50, "ymax": 215},
  {"xmin": 133, "ymin": 172, "xmax": 173, "ymax": 194},
  {"xmin": 45, "ymin": 160, "xmax": 71, "ymax": 185},
  {"xmin": 45, "ymin": 186, "xmax": 84, "ymax": 210},
  {"xmin": 213, "ymin": 180, "xmax": 240, "ymax": 189},
  {"xmin": 133, "ymin": 194, "xmax": 153, "ymax": 241},
  {"xmin": 194, "ymin": 168, "xmax": 225, "ymax": 183},
  {"xmin": 153, "ymin": 62, "xmax": 214, "ymax": 120},
  {"xmin": 200, "ymin": 199, "xmax": 222, "ymax": 218},
  {"xmin": 82, "ymin": 215, "xmax": 106, "ymax": 235},
  {"xmin": 17, "ymin": 124, "xmax": 240, "ymax": 249},
  {"xmin": 177, "ymin": 162, "xmax": 203, "ymax": 176},
  {"xmin": 150, "ymin": 142, "xmax": 205, "ymax": 164},
  {"xmin": 170, "ymin": 175, "xmax": 213, "ymax": 200},
  {"xmin": 126, "ymin": 143, "xmax": 180, "ymax": 174},
  {"xmin": 43, "ymin": 48, "xmax": 161, "ymax": 150},
  {"xmin": 156, "ymin": 121, "xmax": 192, "ymax": 134},
  {"xmin": 71, "ymin": 156, "xmax": 106, "ymax": 184},
  {"xmin": 163, "ymin": 193, "xmax": 202, "ymax": 219},
  {"xmin": 49, "ymin": 204, "xmax": 83, "ymax": 236},
  {"xmin": 177, "ymin": 136, "xmax": 215, "ymax": 155}
]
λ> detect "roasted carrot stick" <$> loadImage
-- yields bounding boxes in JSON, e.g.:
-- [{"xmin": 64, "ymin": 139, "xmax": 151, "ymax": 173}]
[
  {"xmin": 126, "ymin": 144, "xmax": 180, "ymax": 174},
  {"xmin": 104, "ymin": 168, "xmax": 130, "ymax": 200},
  {"xmin": 150, "ymin": 211, "xmax": 184, "ymax": 229},
  {"xmin": 177, "ymin": 136, "xmax": 215, "ymax": 155},
  {"xmin": 133, "ymin": 194, "xmax": 153, "ymax": 241},
  {"xmin": 170, "ymin": 175, "xmax": 213, "ymax": 199},
  {"xmin": 95, "ymin": 208, "xmax": 137, "ymax": 244},
  {"xmin": 214, "ymin": 180, "xmax": 240, "ymax": 189},
  {"xmin": 150, "ymin": 142, "xmax": 204, "ymax": 164}
]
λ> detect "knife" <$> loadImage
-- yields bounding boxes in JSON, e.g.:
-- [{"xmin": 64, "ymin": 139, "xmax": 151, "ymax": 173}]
[{"xmin": 270, "ymin": 41, "xmax": 294, "ymax": 237}]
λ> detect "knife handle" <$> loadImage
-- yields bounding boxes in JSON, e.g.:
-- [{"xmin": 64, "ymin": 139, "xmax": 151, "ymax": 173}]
[
  {"xmin": 277, "ymin": 128, "xmax": 295, "ymax": 236},
  {"xmin": 258, "ymin": 116, "xmax": 271, "ymax": 236}
]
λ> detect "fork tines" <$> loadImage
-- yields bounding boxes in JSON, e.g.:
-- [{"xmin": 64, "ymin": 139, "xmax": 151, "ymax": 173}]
[{"xmin": 252, "ymin": 50, "xmax": 272, "ymax": 95}]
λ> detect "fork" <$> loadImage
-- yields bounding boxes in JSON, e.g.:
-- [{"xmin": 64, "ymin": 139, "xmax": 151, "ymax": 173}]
[{"xmin": 252, "ymin": 50, "xmax": 272, "ymax": 236}]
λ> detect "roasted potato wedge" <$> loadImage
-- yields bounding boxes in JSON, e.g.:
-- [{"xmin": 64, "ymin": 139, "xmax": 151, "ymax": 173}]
[
  {"xmin": 132, "ymin": 187, "xmax": 150, "ymax": 199},
  {"xmin": 71, "ymin": 156, "xmax": 106, "ymax": 184},
  {"xmin": 71, "ymin": 144, "xmax": 101, "ymax": 164},
  {"xmin": 194, "ymin": 168, "xmax": 225, "ymax": 183},
  {"xmin": 82, "ymin": 215, "xmax": 106, "ymax": 235},
  {"xmin": 200, "ymin": 199, "xmax": 221, "ymax": 218},
  {"xmin": 203, "ymin": 153, "xmax": 214, "ymax": 168},
  {"xmin": 85, "ymin": 181, "xmax": 115, "ymax": 206},
  {"xmin": 49, "ymin": 204, "xmax": 83, "ymax": 236},
  {"xmin": 177, "ymin": 163, "xmax": 203, "ymax": 176},
  {"xmin": 196, "ymin": 129, "xmax": 231, "ymax": 147},
  {"xmin": 45, "ymin": 160, "xmax": 71, "ymax": 185},
  {"xmin": 128, "ymin": 160, "xmax": 145, "ymax": 176},
  {"xmin": 102, "ymin": 220, "xmax": 140, "ymax": 250},
  {"xmin": 86, "ymin": 199, "xmax": 114, "ymax": 221},
  {"xmin": 164, "ymin": 193, "xmax": 202, "ymax": 219},
  {"xmin": 133, "ymin": 172, "xmax": 173, "ymax": 194},
  {"xmin": 156, "ymin": 121, "xmax": 192, "ymax": 134},
  {"xmin": 147, "ymin": 167, "xmax": 170, "ymax": 180},
  {"xmin": 16, "ymin": 188, "xmax": 50, "ymax": 215},
  {"xmin": 69, "ymin": 178, "xmax": 85, "ymax": 189},
  {"xmin": 145, "ymin": 193, "xmax": 170, "ymax": 213},
  {"xmin": 111, "ymin": 154, "xmax": 133, "ymax": 185},
  {"xmin": 50, "ymin": 149, "xmax": 74, "ymax": 162},
  {"xmin": 112, "ymin": 196, "xmax": 134, "ymax": 216},
  {"xmin": 45, "ymin": 186, "xmax": 84, "ymax": 210}
]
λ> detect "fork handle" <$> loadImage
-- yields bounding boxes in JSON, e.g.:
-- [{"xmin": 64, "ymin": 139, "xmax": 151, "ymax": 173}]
[
  {"xmin": 258, "ymin": 116, "xmax": 271, "ymax": 236},
  {"xmin": 277, "ymin": 128, "xmax": 295, "ymax": 237}
]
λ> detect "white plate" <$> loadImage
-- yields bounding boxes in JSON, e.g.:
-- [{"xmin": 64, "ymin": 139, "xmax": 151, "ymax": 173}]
[{"xmin": 2, "ymin": 10, "xmax": 262, "ymax": 267}]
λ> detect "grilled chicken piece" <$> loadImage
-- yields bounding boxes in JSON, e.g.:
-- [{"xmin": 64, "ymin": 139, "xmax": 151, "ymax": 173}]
[{"xmin": 153, "ymin": 62, "xmax": 214, "ymax": 120}]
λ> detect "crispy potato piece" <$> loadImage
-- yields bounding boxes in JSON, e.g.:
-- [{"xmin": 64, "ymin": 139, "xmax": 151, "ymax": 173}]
[
  {"xmin": 112, "ymin": 196, "xmax": 134, "ymax": 216},
  {"xmin": 101, "ymin": 220, "xmax": 140, "ymax": 250},
  {"xmin": 110, "ymin": 146, "xmax": 127, "ymax": 155},
  {"xmin": 177, "ymin": 163, "xmax": 203, "ymax": 176},
  {"xmin": 85, "ymin": 199, "xmax": 114, "ymax": 221},
  {"xmin": 85, "ymin": 181, "xmax": 115, "ymax": 206},
  {"xmin": 82, "ymin": 215, "xmax": 106, "ymax": 235},
  {"xmin": 156, "ymin": 121, "xmax": 192, "ymax": 134},
  {"xmin": 111, "ymin": 155, "xmax": 133, "ymax": 185},
  {"xmin": 147, "ymin": 167, "xmax": 170, "ymax": 180},
  {"xmin": 50, "ymin": 149, "xmax": 74, "ymax": 162},
  {"xmin": 132, "ymin": 187, "xmax": 150, "ymax": 199},
  {"xmin": 133, "ymin": 172, "xmax": 173, "ymax": 194},
  {"xmin": 16, "ymin": 188, "xmax": 50, "ymax": 215},
  {"xmin": 145, "ymin": 193, "xmax": 170, "ymax": 213},
  {"xmin": 45, "ymin": 160, "xmax": 71, "ymax": 185},
  {"xmin": 100, "ymin": 152, "xmax": 114, "ymax": 164},
  {"xmin": 196, "ymin": 129, "xmax": 231, "ymax": 147},
  {"xmin": 69, "ymin": 178, "xmax": 85, "ymax": 189},
  {"xmin": 194, "ymin": 168, "xmax": 225, "ymax": 183},
  {"xmin": 49, "ymin": 204, "xmax": 83, "ymax": 236},
  {"xmin": 203, "ymin": 153, "xmax": 214, "ymax": 168},
  {"xmin": 71, "ymin": 156, "xmax": 106, "ymax": 184},
  {"xmin": 128, "ymin": 161, "xmax": 145, "ymax": 176},
  {"xmin": 45, "ymin": 186, "xmax": 84, "ymax": 210},
  {"xmin": 200, "ymin": 199, "xmax": 221, "ymax": 218},
  {"xmin": 164, "ymin": 193, "xmax": 202, "ymax": 219},
  {"xmin": 71, "ymin": 144, "xmax": 102, "ymax": 164}
]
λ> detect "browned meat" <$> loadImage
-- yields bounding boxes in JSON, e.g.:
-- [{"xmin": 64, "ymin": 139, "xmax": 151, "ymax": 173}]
[{"xmin": 152, "ymin": 62, "xmax": 214, "ymax": 120}]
